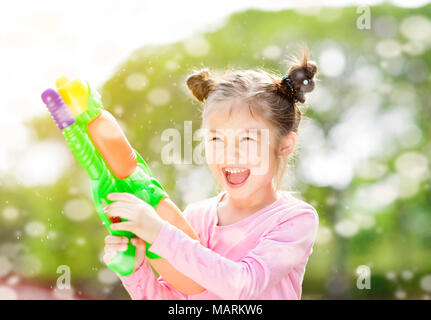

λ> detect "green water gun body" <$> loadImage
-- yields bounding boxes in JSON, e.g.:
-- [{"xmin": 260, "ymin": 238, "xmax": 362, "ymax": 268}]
[{"xmin": 42, "ymin": 77, "xmax": 166, "ymax": 276}]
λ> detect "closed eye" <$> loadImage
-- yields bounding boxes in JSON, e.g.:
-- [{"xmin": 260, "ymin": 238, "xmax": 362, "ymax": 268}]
[
  {"xmin": 209, "ymin": 137, "xmax": 223, "ymax": 142},
  {"xmin": 240, "ymin": 136, "xmax": 255, "ymax": 142}
]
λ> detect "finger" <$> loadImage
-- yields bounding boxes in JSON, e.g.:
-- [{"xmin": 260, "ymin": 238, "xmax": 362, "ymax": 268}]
[
  {"xmin": 105, "ymin": 243, "xmax": 129, "ymax": 253},
  {"xmin": 105, "ymin": 201, "xmax": 137, "ymax": 214},
  {"xmin": 104, "ymin": 235, "xmax": 129, "ymax": 244},
  {"xmin": 106, "ymin": 201, "xmax": 135, "ymax": 213},
  {"xmin": 107, "ymin": 192, "xmax": 138, "ymax": 203},
  {"xmin": 139, "ymin": 200, "xmax": 155, "ymax": 211},
  {"xmin": 103, "ymin": 252, "xmax": 115, "ymax": 265},
  {"xmin": 131, "ymin": 237, "xmax": 146, "ymax": 247},
  {"xmin": 134, "ymin": 242, "xmax": 147, "ymax": 270},
  {"xmin": 103, "ymin": 202, "xmax": 128, "ymax": 214},
  {"xmin": 103, "ymin": 251, "xmax": 122, "ymax": 265},
  {"xmin": 105, "ymin": 205, "xmax": 135, "ymax": 221},
  {"xmin": 110, "ymin": 221, "xmax": 136, "ymax": 233}
]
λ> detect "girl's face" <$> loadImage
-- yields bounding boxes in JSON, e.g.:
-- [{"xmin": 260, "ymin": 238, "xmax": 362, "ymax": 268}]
[{"xmin": 203, "ymin": 99, "xmax": 280, "ymax": 200}]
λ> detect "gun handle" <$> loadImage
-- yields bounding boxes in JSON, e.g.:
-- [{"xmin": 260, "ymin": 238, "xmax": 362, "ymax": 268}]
[{"xmin": 108, "ymin": 240, "xmax": 136, "ymax": 276}]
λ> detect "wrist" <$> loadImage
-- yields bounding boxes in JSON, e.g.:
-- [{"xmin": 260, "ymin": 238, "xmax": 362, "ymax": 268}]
[{"xmin": 146, "ymin": 218, "xmax": 165, "ymax": 244}]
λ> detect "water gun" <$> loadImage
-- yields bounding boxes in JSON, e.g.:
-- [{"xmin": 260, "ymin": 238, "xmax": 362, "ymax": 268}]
[
  {"xmin": 40, "ymin": 78, "xmax": 205, "ymax": 296},
  {"xmin": 41, "ymin": 78, "xmax": 168, "ymax": 276}
]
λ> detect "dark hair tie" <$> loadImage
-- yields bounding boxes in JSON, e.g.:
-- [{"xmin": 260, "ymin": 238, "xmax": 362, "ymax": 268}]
[{"xmin": 281, "ymin": 75, "xmax": 296, "ymax": 97}]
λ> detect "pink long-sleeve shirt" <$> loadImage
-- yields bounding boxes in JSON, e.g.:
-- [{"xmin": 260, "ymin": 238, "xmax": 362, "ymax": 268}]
[{"xmin": 118, "ymin": 190, "xmax": 319, "ymax": 300}]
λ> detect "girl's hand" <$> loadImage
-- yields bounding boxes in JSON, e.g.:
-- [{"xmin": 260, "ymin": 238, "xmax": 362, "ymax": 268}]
[
  {"xmin": 103, "ymin": 236, "xmax": 147, "ymax": 272},
  {"xmin": 105, "ymin": 192, "xmax": 165, "ymax": 244}
]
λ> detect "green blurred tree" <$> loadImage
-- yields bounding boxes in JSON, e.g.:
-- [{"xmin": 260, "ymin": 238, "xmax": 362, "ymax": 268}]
[{"xmin": 1, "ymin": 3, "xmax": 430, "ymax": 299}]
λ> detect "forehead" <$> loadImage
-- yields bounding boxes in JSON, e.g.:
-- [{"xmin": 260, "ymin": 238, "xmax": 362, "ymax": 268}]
[{"xmin": 203, "ymin": 99, "xmax": 270, "ymax": 132}]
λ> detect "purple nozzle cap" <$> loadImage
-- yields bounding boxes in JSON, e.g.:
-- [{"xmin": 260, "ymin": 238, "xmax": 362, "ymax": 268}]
[{"xmin": 42, "ymin": 89, "xmax": 75, "ymax": 130}]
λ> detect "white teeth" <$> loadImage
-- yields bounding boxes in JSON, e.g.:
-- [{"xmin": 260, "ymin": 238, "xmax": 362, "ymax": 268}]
[{"xmin": 225, "ymin": 168, "xmax": 247, "ymax": 174}]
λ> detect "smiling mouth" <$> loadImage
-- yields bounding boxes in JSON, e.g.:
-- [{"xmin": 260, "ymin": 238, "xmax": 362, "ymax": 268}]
[{"xmin": 222, "ymin": 167, "xmax": 251, "ymax": 187}]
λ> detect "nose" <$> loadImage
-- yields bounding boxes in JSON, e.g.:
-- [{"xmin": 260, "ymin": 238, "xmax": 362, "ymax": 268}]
[{"xmin": 224, "ymin": 136, "xmax": 240, "ymax": 165}]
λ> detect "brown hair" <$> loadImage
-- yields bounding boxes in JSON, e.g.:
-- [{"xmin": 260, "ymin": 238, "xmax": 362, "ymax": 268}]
[{"xmin": 186, "ymin": 48, "xmax": 318, "ymax": 190}]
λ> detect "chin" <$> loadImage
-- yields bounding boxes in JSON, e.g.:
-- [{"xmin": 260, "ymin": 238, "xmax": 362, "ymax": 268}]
[{"xmin": 223, "ymin": 176, "xmax": 271, "ymax": 200}]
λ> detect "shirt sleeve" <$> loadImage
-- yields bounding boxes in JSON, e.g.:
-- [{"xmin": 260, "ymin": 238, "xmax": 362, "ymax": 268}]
[
  {"xmin": 117, "ymin": 259, "xmax": 187, "ymax": 300},
  {"xmin": 116, "ymin": 204, "xmax": 197, "ymax": 300},
  {"xmin": 148, "ymin": 208, "xmax": 318, "ymax": 300}
]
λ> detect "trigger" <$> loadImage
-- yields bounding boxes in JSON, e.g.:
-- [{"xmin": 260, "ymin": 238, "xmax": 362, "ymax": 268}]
[{"xmin": 109, "ymin": 216, "xmax": 122, "ymax": 224}]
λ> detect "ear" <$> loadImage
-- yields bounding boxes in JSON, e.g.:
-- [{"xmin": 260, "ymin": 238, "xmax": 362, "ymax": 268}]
[{"xmin": 277, "ymin": 132, "xmax": 297, "ymax": 158}]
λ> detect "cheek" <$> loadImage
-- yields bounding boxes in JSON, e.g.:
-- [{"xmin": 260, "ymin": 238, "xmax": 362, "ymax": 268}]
[
  {"xmin": 250, "ymin": 157, "xmax": 277, "ymax": 183},
  {"xmin": 206, "ymin": 162, "xmax": 218, "ymax": 176},
  {"xmin": 243, "ymin": 141, "xmax": 278, "ymax": 176},
  {"xmin": 205, "ymin": 142, "xmax": 225, "ymax": 166},
  {"xmin": 208, "ymin": 165, "xmax": 217, "ymax": 178},
  {"xmin": 205, "ymin": 151, "xmax": 222, "ymax": 180}
]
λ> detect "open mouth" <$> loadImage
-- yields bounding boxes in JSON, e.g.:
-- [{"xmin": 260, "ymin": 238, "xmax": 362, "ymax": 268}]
[{"xmin": 222, "ymin": 167, "xmax": 250, "ymax": 188}]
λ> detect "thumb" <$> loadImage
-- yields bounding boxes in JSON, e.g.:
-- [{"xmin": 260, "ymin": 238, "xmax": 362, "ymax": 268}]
[
  {"xmin": 131, "ymin": 237, "xmax": 147, "ymax": 247},
  {"xmin": 132, "ymin": 237, "xmax": 147, "ymax": 271}
]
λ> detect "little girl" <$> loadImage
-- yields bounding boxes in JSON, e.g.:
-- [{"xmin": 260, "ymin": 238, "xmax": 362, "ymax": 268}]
[{"xmin": 103, "ymin": 51, "xmax": 319, "ymax": 300}]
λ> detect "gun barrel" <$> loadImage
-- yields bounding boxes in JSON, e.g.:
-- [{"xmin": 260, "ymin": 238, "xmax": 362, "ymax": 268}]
[{"xmin": 62, "ymin": 124, "xmax": 107, "ymax": 181}]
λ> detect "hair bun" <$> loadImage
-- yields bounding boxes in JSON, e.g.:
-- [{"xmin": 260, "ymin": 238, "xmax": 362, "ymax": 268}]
[
  {"xmin": 279, "ymin": 51, "xmax": 318, "ymax": 104},
  {"xmin": 186, "ymin": 68, "xmax": 216, "ymax": 102}
]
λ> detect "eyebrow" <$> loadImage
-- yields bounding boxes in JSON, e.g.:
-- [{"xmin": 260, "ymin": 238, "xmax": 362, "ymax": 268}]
[
  {"xmin": 242, "ymin": 128, "xmax": 261, "ymax": 135},
  {"xmin": 208, "ymin": 128, "xmax": 262, "ymax": 135}
]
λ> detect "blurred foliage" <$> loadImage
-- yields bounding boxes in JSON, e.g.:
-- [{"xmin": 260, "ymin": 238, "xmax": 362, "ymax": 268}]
[{"xmin": 1, "ymin": 3, "xmax": 431, "ymax": 299}]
